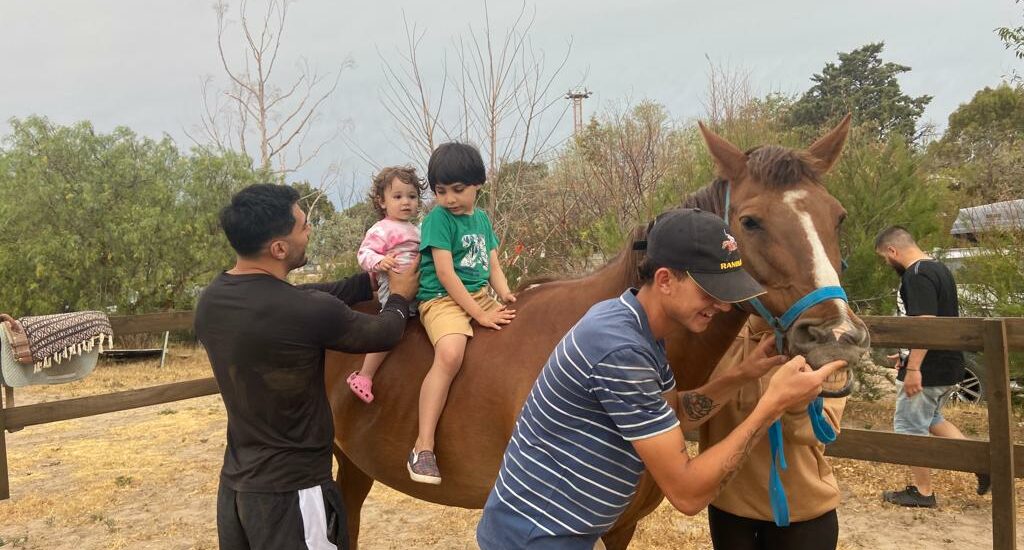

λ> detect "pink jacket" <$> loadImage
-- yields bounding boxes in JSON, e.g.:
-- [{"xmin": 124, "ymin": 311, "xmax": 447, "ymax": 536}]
[{"xmin": 357, "ymin": 218, "xmax": 421, "ymax": 272}]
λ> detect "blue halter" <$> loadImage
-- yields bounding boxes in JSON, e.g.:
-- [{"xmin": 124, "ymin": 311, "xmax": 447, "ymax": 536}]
[{"xmin": 723, "ymin": 184, "xmax": 843, "ymax": 527}]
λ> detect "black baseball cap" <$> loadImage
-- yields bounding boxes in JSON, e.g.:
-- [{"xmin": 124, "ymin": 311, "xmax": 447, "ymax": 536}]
[{"xmin": 643, "ymin": 208, "xmax": 765, "ymax": 303}]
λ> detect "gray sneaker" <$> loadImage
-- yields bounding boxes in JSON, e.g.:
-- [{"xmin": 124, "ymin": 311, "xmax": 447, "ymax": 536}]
[
  {"xmin": 883, "ymin": 485, "xmax": 937, "ymax": 508},
  {"xmin": 408, "ymin": 450, "xmax": 442, "ymax": 485}
]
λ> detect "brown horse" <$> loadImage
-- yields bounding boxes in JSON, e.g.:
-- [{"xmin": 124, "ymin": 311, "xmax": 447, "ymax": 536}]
[{"xmin": 325, "ymin": 116, "xmax": 870, "ymax": 549}]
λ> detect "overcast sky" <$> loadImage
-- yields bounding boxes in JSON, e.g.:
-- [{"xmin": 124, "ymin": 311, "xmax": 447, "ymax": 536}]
[{"xmin": 1, "ymin": 1, "xmax": 1020, "ymax": 206}]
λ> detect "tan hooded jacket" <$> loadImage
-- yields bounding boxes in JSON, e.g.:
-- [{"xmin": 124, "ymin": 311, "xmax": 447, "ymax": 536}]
[{"xmin": 698, "ymin": 320, "xmax": 846, "ymax": 522}]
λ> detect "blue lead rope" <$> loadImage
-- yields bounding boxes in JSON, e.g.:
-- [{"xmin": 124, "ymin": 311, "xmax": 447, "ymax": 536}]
[
  {"xmin": 767, "ymin": 420, "xmax": 789, "ymax": 526},
  {"xmin": 808, "ymin": 396, "xmax": 837, "ymax": 444},
  {"xmin": 767, "ymin": 398, "xmax": 835, "ymax": 527},
  {"xmin": 750, "ymin": 288, "xmax": 846, "ymax": 527}
]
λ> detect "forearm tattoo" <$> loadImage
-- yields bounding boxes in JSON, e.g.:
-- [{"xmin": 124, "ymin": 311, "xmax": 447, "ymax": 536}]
[
  {"xmin": 714, "ymin": 427, "xmax": 766, "ymax": 496},
  {"xmin": 680, "ymin": 391, "xmax": 717, "ymax": 422}
]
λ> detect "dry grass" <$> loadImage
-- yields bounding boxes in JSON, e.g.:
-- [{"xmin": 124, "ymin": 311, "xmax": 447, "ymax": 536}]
[{"xmin": 1, "ymin": 350, "xmax": 1022, "ymax": 548}]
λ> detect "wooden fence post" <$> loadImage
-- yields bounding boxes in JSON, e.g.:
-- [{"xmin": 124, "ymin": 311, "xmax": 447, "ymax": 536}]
[{"xmin": 984, "ymin": 319, "xmax": 1016, "ymax": 550}]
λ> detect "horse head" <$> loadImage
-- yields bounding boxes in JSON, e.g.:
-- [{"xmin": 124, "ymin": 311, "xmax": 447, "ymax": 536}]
[{"xmin": 697, "ymin": 115, "xmax": 869, "ymax": 397}]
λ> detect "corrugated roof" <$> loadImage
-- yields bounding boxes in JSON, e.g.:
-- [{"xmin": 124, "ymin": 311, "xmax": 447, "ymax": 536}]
[{"xmin": 950, "ymin": 199, "xmax": 1024, "ymax": 235}]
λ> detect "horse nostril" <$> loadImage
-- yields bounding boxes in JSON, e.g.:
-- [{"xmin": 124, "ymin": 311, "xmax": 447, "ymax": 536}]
[
  {"xmin": 792, "ymin": 319, "xmax": 869, "ymax": 348},
  {"xmin": 805, "ymin": 324, "xmax": 833, "ymax": 345},
  {"xmin": 837, "ymin": 328, "xmax": 864, "ymax": 346}
]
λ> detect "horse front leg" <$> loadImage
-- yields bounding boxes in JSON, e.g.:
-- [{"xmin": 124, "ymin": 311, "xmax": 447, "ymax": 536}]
[
  {"xmin": 335, "ymin": 446, "xmax": 375, "ymax": 550},
  {"xmin": 601, "ymin": 472, "xmax": 665, "ymax": 550}
]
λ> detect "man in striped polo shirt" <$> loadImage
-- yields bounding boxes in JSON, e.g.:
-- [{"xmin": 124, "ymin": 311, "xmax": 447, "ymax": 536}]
[{"xmin": 476, "ymin": 208, "xmax": 846, "ymax": 549}]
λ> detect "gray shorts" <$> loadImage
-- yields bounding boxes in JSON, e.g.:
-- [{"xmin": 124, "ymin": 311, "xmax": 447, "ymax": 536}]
[{"xmin": 893, "ymin": 383, "xmax": 955, "ymax": 435}]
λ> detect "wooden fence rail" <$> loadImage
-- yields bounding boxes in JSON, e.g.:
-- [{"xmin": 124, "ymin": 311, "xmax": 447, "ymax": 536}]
[{"xmin": 1, "ymin": 312, "xmax": 1021, "ymax": 547}]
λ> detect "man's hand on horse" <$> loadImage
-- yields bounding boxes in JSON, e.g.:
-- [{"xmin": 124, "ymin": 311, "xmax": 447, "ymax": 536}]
[
  {"xmin": 475, "ymin": 306, "xmax": 516, "ymax": 330},
  {"xmin": 763, "ymin": 356, "xmax": 847, "ymax": 415},
  {"xmin": 499, "ymin": 291, "xmax": 517, "ymax": 304},
  {"xmin": 388, "ymin": 256, "xmax": 420, "ymax": 301},
  {"xmin": 735, "ymin": 337, "xmax": 788, "ymax": 381}
]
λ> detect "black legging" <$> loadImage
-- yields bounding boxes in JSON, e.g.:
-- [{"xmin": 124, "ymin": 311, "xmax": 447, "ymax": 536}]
[{"xmin": 708, "ymin": 505, "xmax": 838, "ymax": 550}]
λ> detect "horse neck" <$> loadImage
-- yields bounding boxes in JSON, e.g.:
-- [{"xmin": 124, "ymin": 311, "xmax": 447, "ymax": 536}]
[{"xmin": 668, "ymin": 308, "xmax": 749, "ymax": 390}]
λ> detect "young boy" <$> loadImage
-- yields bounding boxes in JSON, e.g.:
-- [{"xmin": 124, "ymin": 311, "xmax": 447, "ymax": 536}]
[{"xmin": 409, "ymin": 142, "xmax": 517, "ymax": 484}]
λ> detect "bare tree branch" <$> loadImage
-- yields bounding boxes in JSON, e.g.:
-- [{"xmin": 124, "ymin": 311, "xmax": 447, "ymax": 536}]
[{"xmin": 194, "ymin": 0, "xmax": 349, "ymax": 181}]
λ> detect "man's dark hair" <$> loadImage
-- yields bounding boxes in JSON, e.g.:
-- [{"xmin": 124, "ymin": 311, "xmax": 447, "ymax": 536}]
[
  {"xmin": 426, "ymin": 142, "xmax": 486, "ymax": 192},
  {"xmin": 874, "ymin": 225, "xmax": 917, "ymax": 251},
  {"xmin": 219, "ymin": 183, "xmax": 301, "ymax": 257},
  {"xmin": 637, "ymin": 258, "xmax": 688, "ymax": 286}
]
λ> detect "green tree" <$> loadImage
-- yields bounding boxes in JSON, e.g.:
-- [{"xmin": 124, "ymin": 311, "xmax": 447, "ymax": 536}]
[
  {"xmin": 956, "ymin": 230, "xmax": 1024, "ymax": 317},
  {"xmin": 947, "ymin": 83, "xmax": 1024, "ymax": 139},
  {"xmin": 789, "ymin": 43, "xmax": 932, "ymax": 143},
  {"xmin": 0, "ymin": 116, "xmax": 265, "ymax": 316},
  {"xmin": 825, "ymin": 133, "xmax": 956, "ymax": 314},
  {"xmin": 997, "ymin": 0, "xmax": 1024, "ymax": 62},
  {"xmin": 290, "ymin": 180, "xmax": 338, "ymax": 225},
  {"xmin": 307, "ymin": 201, "xmax": 378, "ymax": 281},
  {"xmin": 927, "ymin": 84, "xmax": 1024, "ymax": 203}
]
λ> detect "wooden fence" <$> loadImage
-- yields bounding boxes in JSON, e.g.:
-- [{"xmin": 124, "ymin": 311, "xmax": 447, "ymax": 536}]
[{"xmin": 1, "ymin": 312, "xmax": 1022, "ymax": 548}]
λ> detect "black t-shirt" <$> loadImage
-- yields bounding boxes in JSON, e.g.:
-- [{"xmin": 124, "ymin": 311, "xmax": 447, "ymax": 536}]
[
  {"xmin": 897, "ymin": 259, "xmax": 966, "ymax": 387},
  {"xmin": 194, "ymin": 272, "xmax": 408, "ymax": 492}
]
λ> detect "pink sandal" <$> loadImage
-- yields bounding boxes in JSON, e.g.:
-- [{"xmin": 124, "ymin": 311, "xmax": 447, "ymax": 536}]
[{"xmin": 347, "ymin": 372, "xmax": 374, "ymax": 403}]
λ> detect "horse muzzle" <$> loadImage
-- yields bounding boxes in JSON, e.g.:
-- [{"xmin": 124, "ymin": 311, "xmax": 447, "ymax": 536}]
[{"xmin": 787, "ymin": 318, "xmax": 871, "ymax": 399}]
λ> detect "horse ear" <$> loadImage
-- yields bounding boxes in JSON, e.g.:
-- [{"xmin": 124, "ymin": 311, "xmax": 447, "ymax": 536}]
[
  {"xmin": 806, "ymin": 113, "xmax": 852, "ymax": 173},
  {"xmin": 698, "ymin": 121, "xmax": 747, "ymax": 182}
]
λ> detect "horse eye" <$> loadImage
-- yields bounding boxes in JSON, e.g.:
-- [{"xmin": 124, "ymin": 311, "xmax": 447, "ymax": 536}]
[{"xmin": 740, "ymin": 216, "xmax": 761, "ymax": 231}]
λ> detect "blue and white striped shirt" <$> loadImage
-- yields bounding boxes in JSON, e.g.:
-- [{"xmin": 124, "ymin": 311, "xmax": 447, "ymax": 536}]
[{"xmin": 477, "ymin": 289, "xmax": 679, "ymax": 549}]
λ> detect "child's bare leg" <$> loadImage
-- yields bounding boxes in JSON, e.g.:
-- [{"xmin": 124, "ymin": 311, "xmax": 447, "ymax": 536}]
[
  {"xmin": 359, "ymin": 351, "xmax": 388, "ymax": 379},
  {"xmin": 415, "ymin": 333, "xmax": 468, "ymax": 452}
]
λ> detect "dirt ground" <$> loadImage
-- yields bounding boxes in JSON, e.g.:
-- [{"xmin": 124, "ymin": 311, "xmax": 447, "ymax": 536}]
[{"xmin": 1, "ymin": 348, "xmax": 1022, "ymax": 549}]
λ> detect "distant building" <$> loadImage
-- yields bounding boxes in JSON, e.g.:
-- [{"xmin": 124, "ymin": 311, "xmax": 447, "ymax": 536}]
[
  {"xmin": 941, "ymin": 198, "xmax": 1023, "ymax": 316},
  {"xmin": 950, "ymin": 199, "xmax": 1024, "ymax": 242}
]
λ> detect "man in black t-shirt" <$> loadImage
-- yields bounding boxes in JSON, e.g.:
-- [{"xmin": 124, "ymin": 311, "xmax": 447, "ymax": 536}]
[
  {"xmin": 874, "ymin": 226, "xmax": 989, "ymax": 508},
  {"xmin": 195, "ymin": 184, "xmax": 418, "ymax": 550}
]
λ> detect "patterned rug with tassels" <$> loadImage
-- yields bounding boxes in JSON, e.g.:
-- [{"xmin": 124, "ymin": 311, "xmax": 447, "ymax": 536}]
[{"xmin": 15, "ymin": 311, "xmax": 114, "ymax": 371}]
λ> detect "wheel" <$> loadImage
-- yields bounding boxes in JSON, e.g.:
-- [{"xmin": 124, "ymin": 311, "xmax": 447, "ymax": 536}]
[{"xmin": 952, "ymin": 353, "xmax": 986, "ymax": 404}]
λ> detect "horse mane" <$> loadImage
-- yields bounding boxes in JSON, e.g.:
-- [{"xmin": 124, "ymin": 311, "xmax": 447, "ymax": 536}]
[
  {"xmin": 746, "ymin": 145, "xmax": 824, "ymax": 187},
  {"xmin": 683, "ymin": 178, "xmax": 728, "ymax": 217},
  {"xmin": 682, "ymin": 145, "xmax": 823, "ymax": 217},
  {"xmin": 619, "ymin": 225, "xmax": 648, "ymax": 289}
]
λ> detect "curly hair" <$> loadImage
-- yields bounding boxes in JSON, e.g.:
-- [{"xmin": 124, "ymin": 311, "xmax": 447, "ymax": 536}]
[{"xmin": 368, "ymin": 165, "xmax": 425, "ymax": 218}]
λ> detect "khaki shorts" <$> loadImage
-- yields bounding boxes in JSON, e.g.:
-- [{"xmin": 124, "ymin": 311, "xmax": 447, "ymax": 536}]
[{"xmin": 419, "ymin": 287, "xmax": 502, "ymax": 345}]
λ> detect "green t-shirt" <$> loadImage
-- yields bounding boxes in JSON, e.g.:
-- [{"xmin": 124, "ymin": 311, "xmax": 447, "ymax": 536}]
[{"xmin": 417, "ymin": 206, "xmax": 499, "ymax": 301}]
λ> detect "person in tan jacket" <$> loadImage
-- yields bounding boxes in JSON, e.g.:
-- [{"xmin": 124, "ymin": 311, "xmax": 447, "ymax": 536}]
[{"xmin": 699, "ymin": 319, "xmax": 846, "ymax": 550}]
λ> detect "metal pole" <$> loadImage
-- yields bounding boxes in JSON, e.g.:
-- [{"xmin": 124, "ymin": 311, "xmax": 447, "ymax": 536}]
[{"xmin": 158, "ymin": 330, "xmax": 170, "ymax": 369}]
